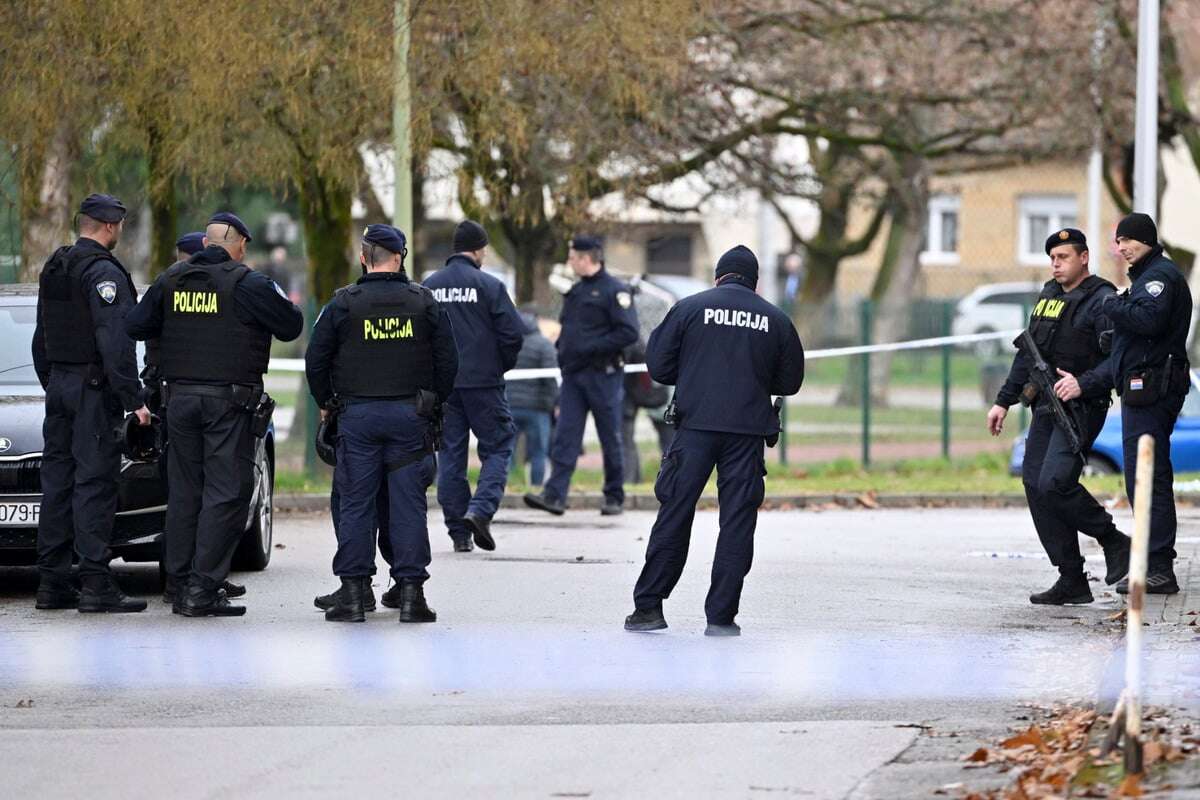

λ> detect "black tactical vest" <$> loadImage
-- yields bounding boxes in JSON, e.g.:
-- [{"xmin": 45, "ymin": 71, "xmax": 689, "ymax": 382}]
[
  {"xmin": 158, "ymin": 262, "xmax": 271, "ymax": 384},
  {"xmin": 333, "ymin": 279, "xmax": 435, "ymax": 398},
  {"xmin": 38, "ymin": 245, "xmax": 134, "ymax": 364},
  {"xmin": 1027, "ymin": 275, "xmax": 1114, "ymax": 377}
]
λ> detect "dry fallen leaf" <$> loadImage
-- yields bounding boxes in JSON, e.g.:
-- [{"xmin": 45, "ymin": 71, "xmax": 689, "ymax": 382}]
[
  {"xmin": 1115, "ymin": 772, "xmax": 1143, "ymax": 796},
  {"xmin": 965, "ymin": 748, "xmax": 990, "ymax": 763},
  {"xmin": 1001, "ymin": 726, "xmax": 1051, "ymax": 754},
  {"xmin": 856, "ymin": 490, "xmax": 879, "ymax": 509}
]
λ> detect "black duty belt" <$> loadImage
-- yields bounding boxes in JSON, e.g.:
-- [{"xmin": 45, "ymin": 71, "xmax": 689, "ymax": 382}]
[
  {"xmin": 340, "ymin": 394, "xmax": 418, "ymax": 405},
  {"xmin": 167, "ymin": 383, "xmax": 239, "ymax": 399}
]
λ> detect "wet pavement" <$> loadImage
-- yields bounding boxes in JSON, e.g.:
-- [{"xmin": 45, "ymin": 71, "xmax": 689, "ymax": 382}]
[{"xmin": 0, "ymin": 506, "xmax": 1186, "ymax": 798}]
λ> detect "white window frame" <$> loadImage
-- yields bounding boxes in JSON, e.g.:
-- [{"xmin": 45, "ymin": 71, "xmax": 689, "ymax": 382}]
[
  {"xmin": 1017, "ymin": 195, "xmax": 1078, "ymax": 266},
  {"xmin": 920, "ymin": 194, "xmax": 961, "ymax": 266}
]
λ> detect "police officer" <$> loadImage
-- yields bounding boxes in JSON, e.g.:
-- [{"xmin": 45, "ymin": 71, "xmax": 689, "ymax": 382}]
[
  {"xmin": 1098, "ymin": 213, "xmax": 1191, "ymax": 595},
  {"xmin": 625, "ymin": 246, "xmax": 804, "ymax": 636},
  {"xmin": 986, "ymin": 228, "xmax": 1131, "ymax": 604},
  {"xmin": 525, "ymin": 236, "xmax": 639, "ymax": 516},
  {"xmin": 422, "ymin": 220, "xmax": 523, "ymax": 551},
  {"xmin": 126, "ymin": 212, "xmax": 303, "ymax": 616},
  {"xmin": 305, "ymin": 224, "xmax": 458, "ymax": 623},
  {"xmin": 175, "ymin": 231, "xmax": 205, "ymax": 261},
  {"xmin": 31, "ymin": 193, "xmax": 152, "ymax": 613}
]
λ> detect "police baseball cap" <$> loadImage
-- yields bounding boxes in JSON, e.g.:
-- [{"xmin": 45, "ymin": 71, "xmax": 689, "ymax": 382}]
[
  {"xmin": 79, "ymin": 194, "xmax": 127, "ymax": 223},
  {"xmin": 362, "ymin": 224, "xmax": 407, "ymax": 254},
  {"xmin": 175, "ymin": 231, "xmax": 205, "ymax": 256},
  {"xmin": 208, "ymin": 211, "xmax": 253, "ymax": 242},
  {"xmin": 570, "ymin": 234, "xmax": 603, "ymax": 252},
  {"xmin": 1045, "ymin": 227, "xmax": 1087, "ymax": 255}
]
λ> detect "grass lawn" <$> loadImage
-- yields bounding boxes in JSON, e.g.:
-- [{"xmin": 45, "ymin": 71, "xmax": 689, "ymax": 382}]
[{"xmin": 803, "ymin": 350, "xmax": 993, "ymax": 388}]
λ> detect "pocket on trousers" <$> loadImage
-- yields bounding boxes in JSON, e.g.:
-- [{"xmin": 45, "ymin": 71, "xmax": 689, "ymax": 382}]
[{"xmin": 654, "ymin": 452, "xmax": 678, "ymax": 504}]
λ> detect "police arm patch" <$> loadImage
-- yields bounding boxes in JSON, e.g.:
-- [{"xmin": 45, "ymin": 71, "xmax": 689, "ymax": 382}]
[
  {"xmin": 96, "ymin": 281, "xmax": 118, "ymax": 304},
  {"xmin": 616, "ymin": 291, "xmax": 632, "ymax": 309},
  {"xmin": 1145, "ymin": 280, "xmax": 1165, "ymax": 298}
]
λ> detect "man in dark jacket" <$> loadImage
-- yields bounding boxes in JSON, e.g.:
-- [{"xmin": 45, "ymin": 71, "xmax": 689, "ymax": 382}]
[
  {"xmin": 625, "ymin": 246, "xmax": 804, "ymax": 637},
  {"xmin": 422, "ymin": 221, "xmax": 524, "ymax": 552},
  {"xmin": 986, "ymin": 228, "xmax": 1130, "ymax": 605},
  {"xmin": 506, "ymin": 307, "xmax": 558, "ymax": 486}
]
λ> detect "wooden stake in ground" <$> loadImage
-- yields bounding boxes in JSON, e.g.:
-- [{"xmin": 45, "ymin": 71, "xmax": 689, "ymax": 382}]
[{"xmin": 1118, "ymin": 433, "xmax": 1155, "ymax": 775}]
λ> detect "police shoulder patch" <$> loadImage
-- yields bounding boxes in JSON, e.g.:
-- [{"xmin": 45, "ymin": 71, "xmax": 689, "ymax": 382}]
[
  {"xmin": 1146, "ymin": 280, "xmax": 1165, "ymax": 298},
  {"xmin": 616, "ymin": 291, "xmax": 632, "ymax": 309},
  {"xmin": 96, "ymin": 281, "xmax": 118, "ymax": 304}
]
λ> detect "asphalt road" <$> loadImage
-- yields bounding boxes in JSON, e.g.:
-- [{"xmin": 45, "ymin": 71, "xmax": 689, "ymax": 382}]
[{"xmin": 0, "ymin": 506, "xmax": 1172, "ymax": 798}]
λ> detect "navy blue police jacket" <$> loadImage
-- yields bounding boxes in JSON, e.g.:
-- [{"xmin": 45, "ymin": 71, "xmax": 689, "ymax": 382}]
[
  {"xmin": 125, "ymin": 245, "xmax": 304, "ymax": 384},
  {"xmin": 32, "ymin": 237, "xmax": 144, "ymax": 411},
  {"xmin": 421, "ymin": 254, "xmax": 524, "ymax": 389},
  {"xmin": 556, "ymin": 268, "xmax": 640, "ymax": 374},
  {"xmin": 646, "ymin": 281, "xmax": 805, "ymax": 436},
  {"xmin": 1103, "ymin": 245, "xmax": 1193, "ymax": 395},
  {"xmin": 305, "ymin": 271, "xmax": 459, "ymax": 408}
]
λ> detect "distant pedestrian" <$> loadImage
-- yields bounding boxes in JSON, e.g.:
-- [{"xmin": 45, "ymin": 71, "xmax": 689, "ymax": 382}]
[{"xmin": 506, "ymin": 306, "xmax": 558, "ymax": 487}]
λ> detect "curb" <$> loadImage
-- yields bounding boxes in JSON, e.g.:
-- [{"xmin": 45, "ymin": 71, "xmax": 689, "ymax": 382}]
[{"xmin": 275, "ymin": 492, "xmax": 1200, "ymax": 514}]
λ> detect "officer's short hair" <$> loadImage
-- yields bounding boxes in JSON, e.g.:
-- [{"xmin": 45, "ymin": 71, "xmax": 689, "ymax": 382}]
[
  {"xmin": 77, "ymin": 214, "xmax": 107, "ymax": 233},
  {"xmin": 361, "ymin": 242, "xmax": 398, "ymax": 267},
  {"xmin": 577, "ymin": 244, "xmax": 604, "ymax": 266},
  {"xmin": 205, "ymin": 222, "xmax": 246, "ymax": 246}
]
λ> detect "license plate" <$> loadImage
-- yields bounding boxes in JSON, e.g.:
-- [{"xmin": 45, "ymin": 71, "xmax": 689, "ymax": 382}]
[{"xmin": 0, "ymin": 502, "xmax": 39, "ymax": 527}]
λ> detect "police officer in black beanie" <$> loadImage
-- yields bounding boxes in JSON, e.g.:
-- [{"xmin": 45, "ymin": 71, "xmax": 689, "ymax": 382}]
[
  {"xmin": 422, "ymin": 220, "xmax": 524, "ymax": 551},
  {"xmin": 32, "ymin": 193, "xmax": 152, "ymax": 612},
  {"xmin": 1097, "ymin": 213, "xmax": 1192, "ymax": 595},
  {"xmin": 127, "ymin": 211, "xmax": 304, "ymax": 616},
  {"xmin": 987, "ymin": 228, "xmax": 1130, "ymax": 604},
  {"xmin": 625, "ymin": 245, "xmax": 804, "ymax": 636}
]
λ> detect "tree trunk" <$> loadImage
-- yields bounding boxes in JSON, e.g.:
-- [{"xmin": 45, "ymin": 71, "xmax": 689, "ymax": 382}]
[
  {"xmin": 146, "ymin": 123, "xmax": 178, "ymax": 278},
  {"xmin": 18, "ymin": 121, "xmax": 74, "ymax": 282},
  {"xmin": 297, "ymin": 171, "xmax": 353, "ymax": 307}
]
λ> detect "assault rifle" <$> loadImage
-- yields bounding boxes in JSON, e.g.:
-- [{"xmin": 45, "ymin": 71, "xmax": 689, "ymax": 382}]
[{"xmin": 1016, "ymin": 330, "xmax": 1088, "ymax": 457}]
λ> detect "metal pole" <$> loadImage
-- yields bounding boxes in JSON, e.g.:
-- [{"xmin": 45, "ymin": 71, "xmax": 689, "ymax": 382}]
[
  {"xmin": 1123, "ymin": 433, "xmax": 1155, "ymax": 775},
  {"xmin": 1087, "ymin": 5, "xmax": 1106, "ymax": 255},
  {"xmin": 860, "ymin": 299, "xmax": 872, "ymax": 468},
  {"xmin": 779, "ymin": 399, "xmax": 789, "ymax": 466},
  {"xmin": 941, "ymin": 301, "xmax": 951, "ymax": 460},
  {"xmin": 393, "ymin": 0, "xmax": 414, "ymax": 235},
  {"xmin": 1132, "ymin": 0, "xmax": 1160, "ymax": 215},
  {"xmin": 303, "ymin": 297, "xmax": 320, "ymax": 478}
]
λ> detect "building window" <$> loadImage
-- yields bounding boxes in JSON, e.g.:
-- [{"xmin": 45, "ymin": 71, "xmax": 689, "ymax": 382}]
[
  {"xmin": 921, "ymin": 194, "xmax": 961, "ymax": 266},
  {"xmin": 645, "ymin": 235, "xmax": 693, "ymax": 276},
  {"xmin": 1018, "ymin": 195, "xmax": 1077, "ymax": 265}
]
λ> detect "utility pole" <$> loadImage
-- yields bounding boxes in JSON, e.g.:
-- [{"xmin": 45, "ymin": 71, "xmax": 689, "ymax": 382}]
[
  {"xmin": 393, "ymin": 0, "xmax": 414, "ymax": 236},
  {"xmin": 1132, "ymin": 0, "xmax": 1159, "ymax": 215}
]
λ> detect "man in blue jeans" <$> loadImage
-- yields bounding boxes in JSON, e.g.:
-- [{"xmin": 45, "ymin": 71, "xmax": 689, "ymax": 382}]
[
  {"xmin": 507, "ymin": 307, "xmax": 558, "ymax": 486},
  {"xmin": 423, "ymin": 221, "xmax": 525, "ymax": 552}
]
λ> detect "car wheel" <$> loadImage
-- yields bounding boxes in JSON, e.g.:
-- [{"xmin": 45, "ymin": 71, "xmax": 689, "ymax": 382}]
[
  {"xmin": 972, "ymin": 327, "xmax": 1000, "ymax": 359},
  {"xmin": 232, "ymin": 441, "xmax": 273, "ymax": 571},
  {"xmin": 1082, "ymin": 455, "xmax": 1119, "ymax": 477}
]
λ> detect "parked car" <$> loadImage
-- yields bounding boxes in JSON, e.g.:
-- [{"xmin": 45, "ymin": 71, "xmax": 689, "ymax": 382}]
[
  {"xmin": 0, "ymin": 286, "xmax": 275, "ymax": 573},
  {"xmin": 951, "ymin": 281, "xmax": 1042, "ymax": 358},
  {"xmin": 1009, "ymin": 370, "xmax": 1200, "ymax": 476}
]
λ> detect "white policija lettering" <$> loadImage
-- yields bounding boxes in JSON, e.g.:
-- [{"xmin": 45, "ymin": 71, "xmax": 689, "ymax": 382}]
[
  {"xmin": 431, "ymin": 287, "xmax": 478, "ymax": 303},
  {"xmin": 702, "ymin": 308, "xmax": 769, "ymax": 331}
]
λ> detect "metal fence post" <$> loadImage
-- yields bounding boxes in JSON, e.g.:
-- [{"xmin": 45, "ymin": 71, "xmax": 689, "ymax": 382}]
[
  {"xmin": 941, "ymin": 301, "xmax": 952, "ymax": 460},
  {"xmin": 860, "ymin": 299, "xmax": 872, "ymax": 468},
  {"xmin": 303, "ymin": 298, "xmax": 319, "ymax": 478},
  {"xmin": 778, "ymin": 399, "xmax": 789, "ymax": 465}
]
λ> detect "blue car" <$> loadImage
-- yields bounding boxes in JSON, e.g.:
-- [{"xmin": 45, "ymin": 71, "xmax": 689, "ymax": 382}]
[{"xmin": 1010, "ymin": 370, "xmax": 1200, "ymax": 476}]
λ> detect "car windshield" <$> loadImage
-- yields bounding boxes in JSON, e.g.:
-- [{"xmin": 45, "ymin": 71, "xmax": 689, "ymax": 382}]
[{"xmin": 0, "ymin": 305, "xmax": 39, "ymax": 386}]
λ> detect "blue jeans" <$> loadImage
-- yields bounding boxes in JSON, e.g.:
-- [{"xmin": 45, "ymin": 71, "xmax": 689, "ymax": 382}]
[{"xmin": 509, "ymin": 407, "xmax": 551, "ymax": 486}]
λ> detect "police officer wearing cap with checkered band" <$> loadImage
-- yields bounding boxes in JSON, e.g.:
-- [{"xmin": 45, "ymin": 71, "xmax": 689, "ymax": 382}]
[
  {"xmin": 625, "ymin": 245, "xmax": 804, "ymax": 637},
  {"xmin": 422, "ymin": 220, "xmax": 524, "ymax": 552},
  {"xmin": 126, "ymin": 211, "xmax": 303, "ymax": 616},
  {"xmin": 1082, "ymin": 213, "xmax": 1192, "ymax": 596},
  {"xmin": 31, "ymin": 193, "xmax": 153, "ymax": 613},
  {"xmin": 986, "ymin": 228, "xmax": 1131, "ymax": 606},
  {"xmin": 525, "ymin": 235, "xmax": 639, "ymax": 516},
  {"xmin": 305, "ymin": 224, "xmax": 458, "ymax": 623}
]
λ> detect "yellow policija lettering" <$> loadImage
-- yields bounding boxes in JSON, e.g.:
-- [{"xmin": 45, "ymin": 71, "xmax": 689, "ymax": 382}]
[
  {"xmin": 172, "ymin": 291, "xmax": 218, "ymax": 314},
  {"xmin": 363, "ymin": 317, "xmax": 414, "ymax": 340},
  {"xmin": 1032, "ymin": 298, "xmax": 1065, "ymax": 319}
]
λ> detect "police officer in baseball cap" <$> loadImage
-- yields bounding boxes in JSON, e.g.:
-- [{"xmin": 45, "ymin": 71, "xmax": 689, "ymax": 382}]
[{"xmin": 32, "ymin": 193, "xmax": 153, "ymax": 613}]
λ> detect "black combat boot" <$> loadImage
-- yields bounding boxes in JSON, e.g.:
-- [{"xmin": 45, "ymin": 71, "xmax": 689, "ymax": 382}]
[
  {"xmin": 452, "ymin": 536, "xmax": 474, "ymax": 553},
  {"xmin": 35, "ymin": 576, "xmax": 80, "ymax": 610},
  {"xmin": 380, "ymin": 582, "xmax": 402, "ymax": 609},
  {"xmin": 1029, "ymin": 573, "xmax": 1093, "ymax": 605},
  {"xmin": 523, "ymin": 492, "xmax": 565, "ymax": 516},
  {"xmin": 314, "ymin": 579, "xmax": 377, "ymax": 612},
  {"xmin": 624, "ymin": 603, "xmax": 667, "ymax": 632},
  {"xmin": 324, "ymin": 577, "xmax": 368, "ymax": 623},
  {"xmin": 600, "ymin": 499, "xmax": 624, "ymax": 516},
  {"xmin": 179, "ymin": 581, "xmax": 246, "ymax": 617},
  {"xmin": 78, "ymin": 574, "xmax": 148, "ymax": 613},
  {"xmin": 705, "ymin": 621, "xmax": 742, "ymax": 637},
  {"xmin": 221, "ymin": 580, "xmax": 247, "ymax": 598},
  {"xmin": 398, "ymin": 581, "xmax": 437, "ymax": 623},
  {"xmin": 1100, "ymin": 533, "xmax": 1131, "ymax": 585},
  {"xmin": 1116, "ymin": 569, "xmax": 1179, "ymax": 596},
  {"xmin": 462, "ymin": 513, "xmax": 495, "ymax": 551}
]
